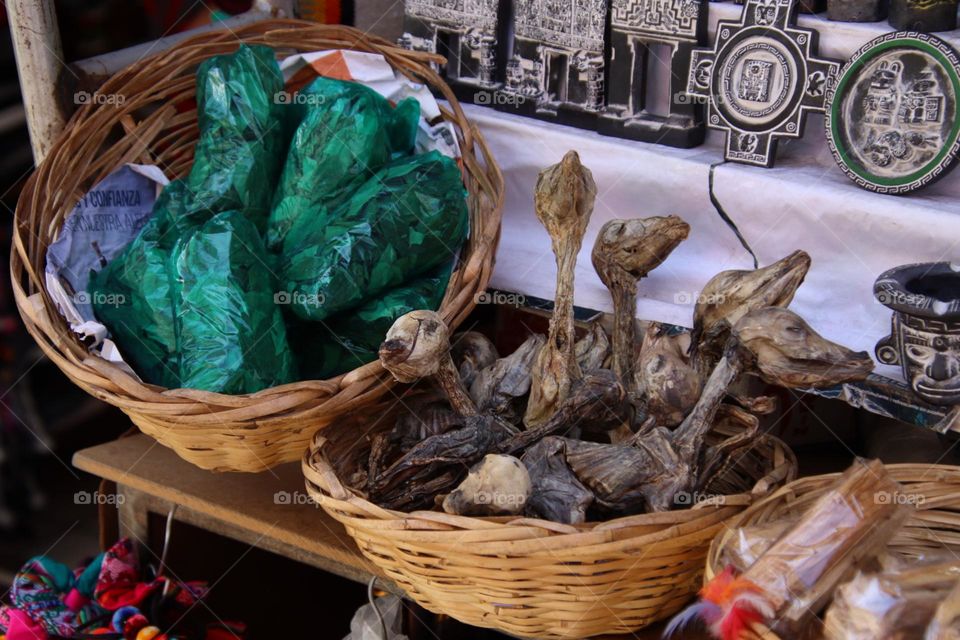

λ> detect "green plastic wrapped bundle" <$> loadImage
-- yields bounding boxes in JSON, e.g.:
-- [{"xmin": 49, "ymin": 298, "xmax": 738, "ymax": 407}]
[
  {"xmin": 173, "ymin": 210, "xmax": 296, "ymax": 394},
  {"xmin": 88, "ymin": 186, "xmax": 184, "ymax": 388},
  {"xmin": 266, "ymin": 77, "xmax": 420, "ymax": 249},
  {"xmin": 186, "ymin": 45, "xmax": 286, "ymax": 230},
  {"xmin": 279, "ymin": 150, "xmax": 469, "ymax": 322},
  {"xmin": 291, "ymin": 264, "xmax": 452, "ymax": 380}
]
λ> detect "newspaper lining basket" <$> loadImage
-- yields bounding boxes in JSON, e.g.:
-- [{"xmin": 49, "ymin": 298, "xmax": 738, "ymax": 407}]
[
  {"xmin": 303, "ymin": 405, "xmax": 797, "ymax": 640},
  {"xmin": 11, "ymin": 20, "xmax": 503, "ymax": 472}
]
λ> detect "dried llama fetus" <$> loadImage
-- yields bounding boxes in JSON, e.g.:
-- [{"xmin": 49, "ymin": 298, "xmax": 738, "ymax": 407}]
[
  {"xmin": 525, "ymin": 151, "xmax": 596, "ymax": 428},
  {"xmin": 452, "ymin": 331, "xmax": 499, "ymax": 387},
  {"xmin": 635, "ymin": 323, "xmax": 702, "ymax": 428},
  {"xmin": 379, "ymin": 310, "xmax": 477, "ymax": 416},
  {"xmin": 442, "ymin": 454, "xmax": 531, "ymax": 516},
  {"xmin": 591, "ymin": 216, "xmax": 690, "ymax": 384},
  {"xmin": 690, "ymin": 250, "xmax": 811, "ymax": 377}
]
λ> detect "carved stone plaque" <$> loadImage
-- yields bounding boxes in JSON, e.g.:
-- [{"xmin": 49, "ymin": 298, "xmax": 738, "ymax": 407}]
[
  {"xmin": 685, "ymin": 0, "xmax": 840, "ymax": 167},
  {"xmin": 825, "ymin": 32, "xmax": 960, "ymax": 194},
  {"xmin": 598, "ymin": 0, "xmax": 709, "ymax": 148}
]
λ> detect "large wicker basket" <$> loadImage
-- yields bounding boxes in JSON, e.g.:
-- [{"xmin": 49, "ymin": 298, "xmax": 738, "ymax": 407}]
[
  {"xmin": 302, "ymin": 405, "xmax": 797, "ymax": 639},
  {"xmin": 704, "ymin": 464, "xmax": 960, "ymax": 640},
  {"xmin": 11, "ymin": 21, "xmax": 503, "ymax": 472}
]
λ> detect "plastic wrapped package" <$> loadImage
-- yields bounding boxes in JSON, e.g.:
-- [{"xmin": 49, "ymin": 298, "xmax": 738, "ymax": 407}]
[
  {"xmin": 186, "ymin": 44, "xmax": 286, "ymax": 231},
  {"xmin": 719, "ymin": 518, "xmax": 796, "ymax": 574},
  {"xmin": 279, "ymin": 150, "xmax": 469, "ymax": 322},
  {"xmin": 173, "ymin": 210, "xmax": 296, "ymax": 394},
  {"xmin": 745, "ymin": 460, "xmax": 910, "ymax": 637},
  {"xmin": 89, "ymin": 182, "xmax": 192, "ymax": 387},
  {"xmin": 823, "ymin": 558, "xmax": 960, "ymax": 640},
  {"xmin": 673, "ymin": 460, "xmax": 911, "ymax": 640},
  {"xmin": 291, "ymin": 264, "xmax": 451, "ymax": 380},
  {"xmin": 266, "ymin": 77, "xmax": 420, "ymax": 249}
]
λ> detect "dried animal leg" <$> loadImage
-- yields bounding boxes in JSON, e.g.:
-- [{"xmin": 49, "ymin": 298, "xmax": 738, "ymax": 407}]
[
  {"xmin": 470, "ymin": 333, "xmax": 544, "ymax": 420},
  {"xmin": 522, "ymin": 436, "xmax": 595, "ymax": 524},
  {"xmin": 442, "ymin": 454, "xmax": 531, "ymax": 516},
  {"xmin": 591, "ymin": 216, "xmax": 689, "ymax": 385},
  {"xmin": 370, "ymin": 414, "xmax": 517, "ymax": 509},
  {"xmin": 452, "ymin": 331, "xmax": 499, "ymax": 387},
  {"xmin": 563, "ymin": 438, "xmax": 659, "ymax": 514},
  {"xmin": 380, "ymin": 310, "xmax": 477, "ymax": 416},
  {"xmin": 697, "ymin": 404, "xmax": 761, "ymax": 490},
  {"xmin": 575, "ymin": 320, "xmax": 610, "ymax": 372},
  {"xmin": 635, "ymin": 323, "xmax": 702, "ymax": 428},
  {"xmin": 690, "ymin": 250, "xmax": 811, "ymax": 377},
  {"xmin": 499, "ymin": 369, "xmax": 627, "ymax": 456},
  {"xmin": 525, "ymin": 151, "xmax": 596, "ymax": 428}
]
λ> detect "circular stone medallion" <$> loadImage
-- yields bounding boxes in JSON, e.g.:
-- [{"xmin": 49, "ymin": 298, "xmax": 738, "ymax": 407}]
[
  {"xmin": 714, "ymin": 28, "xmax": 803, "ymax": 131},
  {"xmin": 826, "ymin": 32, "xmax": 960, "ymax": 194}
]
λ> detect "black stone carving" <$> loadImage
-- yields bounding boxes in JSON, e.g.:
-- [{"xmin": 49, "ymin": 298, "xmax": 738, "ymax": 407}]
[
  {"xmin": 825, "ymin": 32, "xmax": 960, "ymax": 194},
  {"xmin": 597, "ymin": 0, "xmax": 709, "ymax": 148},
  {"xmin": 875, "ymin": 262, "xmax": 960, "ymax": 406},
  {"xmin": 685, "ymin": 0, "xmax": 840, "ymax": 167},
  {"xmin": 399, "ymin": 0, "xmax": 504, "ymax": 104},
  {"xmin": 889, "ymin": 0, "xmax": 959, "ymax": 32},
  {"xmin": 829, "ymin": 0, "xmax": 888, "ymax": 21},
  {"xmin": 497, "ymin": 0, "xmax": 609, "ymax": 128}
]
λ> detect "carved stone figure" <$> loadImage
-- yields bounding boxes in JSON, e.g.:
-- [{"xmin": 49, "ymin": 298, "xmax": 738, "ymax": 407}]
[
  {"xmin": 875, "ymin": 262, "xmax": 960, "ymax": 406},
  {"xmin": 598, "ymin": 0, "xmax": 709, "ymax": 148}
]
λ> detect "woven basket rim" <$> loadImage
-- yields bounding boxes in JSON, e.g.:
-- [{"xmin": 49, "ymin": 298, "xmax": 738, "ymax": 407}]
[
  {"xmin": 10, "ymin": 20, "xmax": 505, "ymax": 471},
  {"xmin": 303, "ymin": 426, "xmax": 799, "ymax": 540}
]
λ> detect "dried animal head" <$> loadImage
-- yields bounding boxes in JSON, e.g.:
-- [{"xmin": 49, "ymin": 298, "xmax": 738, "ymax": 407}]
[
  {"xmin": 380, "ymin": 310, "xmax": 451, "ymax": 382},
  {"xmin": 380, "ymin": 310, "xmax": 477, "ymax": 415},
  {"xmin": 442, "ymin": 454, "xmax": 531, "ymax": 517},
  {"xmin": 694, "ymin": 251, "xmax": 811, "ymax": 337},
  {"xmin": 691, "ymin": 251, "xmax": 811, "ymax": 374},
  {"xmin": 591, "ymin": 216, "xmax": 691, "ymax": 291},
  {"xmin": 734, "ymin": 307, "xmax": 874, "ymax": 388},
  {"xmin": 534, "ymin": 150, "xmax": 596, "ymax": 248},
  {"xmin": 452, "ymin": 331, "xmax": 499, "ymax": 387},
  {"xmin": 636, "ymin": 323, "xmax": 702, "ymax": 428},
  {"xmin": 526, "ymin": 151, "xmax": 597, "ymax": 427},
  {"xmin": 591, "ymin": 216, "xmax": 690, "ymax": 384}
]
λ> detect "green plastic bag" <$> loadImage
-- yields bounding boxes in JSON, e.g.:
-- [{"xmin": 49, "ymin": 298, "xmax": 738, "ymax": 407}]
[
  {"xmin": 291, "ymin": 263, "xmax": 452, "ymax": 380},
  {"xmin": 173, "ymin": 210, "xmax": 296, "ymax": 394},
  {"xmin": 266, "ymin": 77, "xmax": 420, "ymax": 249},
  {"xmin": 186, "ymin": 44, "xmax": 286, "ymax": 231},
  {"xmin": 89, "ymin": 187, "xmax": 183, "ymax": 388},
  {"xmin": 279, "ymin": 150, "xmax": 469, "ymax": 322}
]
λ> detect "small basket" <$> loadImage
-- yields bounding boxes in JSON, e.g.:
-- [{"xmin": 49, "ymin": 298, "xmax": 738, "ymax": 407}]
[
  {"xmin": 302, "ymin": 406, "xmax": 797, "ymax": 640},
  {"xmin": 11, "ymin": 20, "xmax": 503, "ymax": 472},
  {"xmin": 705, "ymin": 464, "xmax": 960, "ymax": 640}
]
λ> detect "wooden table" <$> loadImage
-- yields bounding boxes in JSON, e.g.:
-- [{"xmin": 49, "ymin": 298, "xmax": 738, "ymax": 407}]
[{"xmin": 73, "ymin": 434, "xmax": 694, "ymax": 640}]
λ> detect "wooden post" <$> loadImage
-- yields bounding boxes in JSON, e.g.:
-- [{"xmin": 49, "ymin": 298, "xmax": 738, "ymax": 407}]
[{"xmin": 7, "ymin": 0, "xmax": 67, "ymax": 164}]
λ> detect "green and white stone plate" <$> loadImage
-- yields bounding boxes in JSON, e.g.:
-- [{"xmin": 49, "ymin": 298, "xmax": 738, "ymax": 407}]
[{"xmin": 826, "ymin": 31, "xmax": 960, "ymax": 195}]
